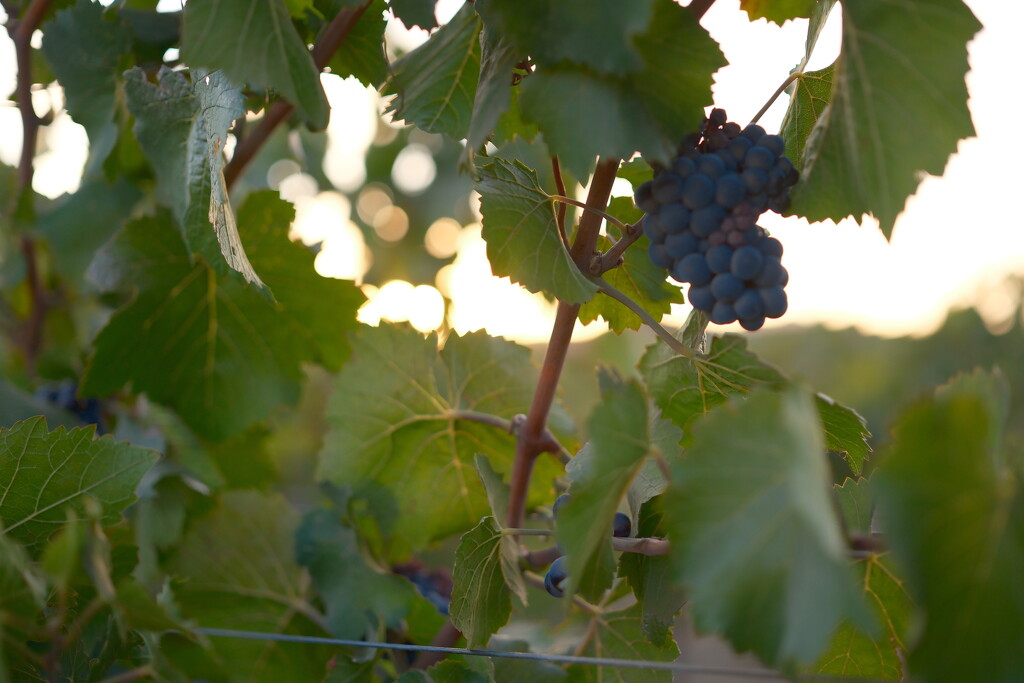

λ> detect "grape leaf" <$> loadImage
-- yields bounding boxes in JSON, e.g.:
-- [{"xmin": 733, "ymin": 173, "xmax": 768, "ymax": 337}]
[
  {"xmin": 328, "ymin": 0, "xmax": 388, "ymax": 88},
  {"xmin": 318, "ymin": 324, "xmax": 566, "ymax": 557},
  {"xmin": 874, "ymin": 370, "xmax": 1024, "ymax": 682},
  {"xmin": 166, "ymin": 491, "xmax": 335, "ymax": 682},
  {"xmin": 0, "ymin": 417, "xmax": 158, "ymax": 555},
  {"xmin": 82, "ymin": 193, "xmax": 364, "ymax": 440},
  {"xmin": 739, "ymin": 0, "xmax": 815, "ymax": 25},
  {"xmin": 389, "ymin": 0, "xmax": 437, "ymax": 30},
  {"xmin": 578, "ymin": 197, "xmax": 684, "ymax": 333},
  {"xmin": 476, "ymin": 158, "xmax": 597, "ymax": 304},
  {"xmin": 427, "ymin": 659, "xmax": 494, "ymax": 683},
  {"xmin": 517, "ymin": 0, "xmax": 725, "ymax": 177},
  {"xmin": 780, "ymin": 63, "xmax": 834, "ymax": 168},
  {"xmin": 465, "ymin": 24, "xmax": 519, "ymax": 161},
  {"xmin": 295, "ymin": 508, "xmax": 418, "ymax": 639},
  {"xmin": 325, "ymin": 656, "xmax": 379, "ymax": 682},
  {"xmin": 41, "ymin": 0, "xmax": 133, "ymax": 175},
  {"xmin": 472, "ymin": 456, "xmax": 527, "ymax": 604},
  {"xmin": 36, "ymin": 179, "xmax": 141, "ymax": 284},
  {"xmin": 811, "ymin": 554, "xmax": 911, "ymax": 680},
  {"xmin": 567, "ymin": 604, "xmax": 679, "ymax": 682},
  {"xmin": 816, "ymin": 391, "xmax": 871, "ymax": 475},
  {"xmin": 488, "ymin": 637, "xmax": 567, "ymax": 682},
  {"xmin": 560, "ymin": 370, "xmax": 650, "ymax": 602},
  {"xmin": 617, "ymin": 501, "xmax": 685, "ymax": 647},
  {"xmin": 475, "ymin": 0, "xmax": 653, "ymax": 75},
  {"xmin": 182, "ymin": 0, "xmax": 330, "ymax": 129},
  {"xmin": 664, "ymin": 386, "xmax": 869, "ymax": 667},
  {"xmin": 450, "ymin": 516, "xmax": 515, "ymax": 648},
  {"xmin": 834, "ymin": 477, "xmax": 873, "ymax": 536},
  {"xmin": 384, "ymin": 3, "xmax": 480, "ymax": 139},
  {"xmin": 789, "ymin": 0, "xmax": 981, "ymax": 237},
  {"xmin": 0, "ymin": 535, "xmax": 46, "ymax": 615}
]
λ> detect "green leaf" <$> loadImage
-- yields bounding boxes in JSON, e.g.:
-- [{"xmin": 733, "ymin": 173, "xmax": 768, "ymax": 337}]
[
  {"xmin": 779, "ymin": 63, "xmax": 834, "ymax": 168},
  {"xmin": 834, "ymin": 477, "xmax": 873, "ymax": 536},
  {"xmin": 579, "ymin": 198, "xmax": 683, "ymax": 333},
  {"xmin": 40, "ymin": 512, "xmax": 83, "ymax": 587},
  {"xmin": 816, "ymin": 392, "xmax": 871, "ymax": 475},
  {"xmin": 327, "ymin": 0, "xmax": 388, "ymax": 88},
  {"xmin": 664, "ymin": 386, "xmax": 868, "ymax": 667},
  {"xmin": 475, "ymin": 0, "xmax": 653, "ymax": 75},
  {"xmin": 36, "ymin": 179, "xmax": 141, "ymax": 284},
  {"xmin": 41, "ymin": 0, "xmax": 133, "ymax": 175},
  {"xmin": 473, "ymin": 455, "xmax": 508, "ymax": 531},
  {"xmin": 0, "ymin": 535, "xmax": 46, "ymax": 615},
  {"xmin": 874, "ymin": 370, "xmax": 1024, "ymax": 682},
  {"xmin": 0, "ymin": 417, "xmax": 158, "ymax": 555},
  {"xmin": 811, "ymin": 555, "xmax": 910, "ymax": 680},
  {"xmin": 182, "ymin": 0, "xmax": 330, "ymax": 129},
  {"xmin": 789, "ymin": 0, "xmax": 981, "ymax": 236},
  {"xmin": 476, "ymin": 158, "xmax": 596, "ymax": 304},
  {"xmin": 465, "ymin": 25, "xmax": 519, "ymax": 160},
  {"xmin": 488, "ymin": 637, "xmax": 567, "ymax": 682},
  {"xmin": 427, "ymin": 659, "xmax": 494, "ymax": 683},
  {"xmin": 295, "ymin": 508, "xmax": 418, "ymax": 639},
  {"xmin": 83, "ymin": 193, "xmax": 364, "ymax": 440},
  {"xmin": 325, "ymin": 656, "xmax": 379, "ymax": 682},
  {"xmin": 450, "ymin": 516, "xmax": 515, "ymax": 648},
  {"xmin": 318, "ymin": 325, "xmax": 565, "ymax": 556},
  {"xmin": 384, "ymin": 3, "xmax": 481, "ymax": 139},
  {"xmin": 166, "ymin": 491, "xmax": 335, "ymax": 681},
  {"xmin": 739, "ymin": 0, "xmax": 815, "ymax": 25},
  {"xmin": 560, "ymin": 371, "xmax": 650, "ymax": 602},
  {"xmin": 618, "ymin": 500, "xmax": 685, "ymax": 647},
  {"xmin": 518, "ymin": 0, "xmax": 725, "ymax": 177},
  {"xmin": 389, "ymin": 0, "xmax": 437, "ymax": 30},
  {"xmin": 114, "ymin": 576, "xmax": 187, "ymax": 632},
  {"xmin": 567, "ymin": 604, "xmax": 679, "ymax": 682}
]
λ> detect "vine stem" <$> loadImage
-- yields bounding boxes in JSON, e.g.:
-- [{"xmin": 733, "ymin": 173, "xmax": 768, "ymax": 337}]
[
  {"xmin": 749, "ymin": 71, "xmax": 800, "ymax": 126},
  {"xmin": 551, "ymin": 157, "xmax": 569, "ymax": 248},
  {"xmin": 688, "ymin": 0, "xmax": 717, "ymax": 20},
  {"xmin": 411, "ymin": 621, "xmax": 462, "ymax": 670},
  {"xmin": 8, "ymin": 0, "xmax": 55, "ymax": 376},
  {"xmin": 549, "ymin": 195, "xmax": 630, "ymax": 237},
  {"xmin": 589, "ymin": 276, "xmax": 697, "ymax": 360},
  {"xmin": 223, "ymin": 0, "xmax": 372, "ymax": 191},
  {"xmin": 594, "ymin": 220, "xmax": 642, "ymax": 274},
  {"xmin": 505, "ymin": 158, "xmax": 620, "ymax": 531}
]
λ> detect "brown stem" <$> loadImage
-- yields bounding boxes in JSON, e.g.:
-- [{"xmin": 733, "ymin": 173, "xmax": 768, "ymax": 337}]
[
  {"xmin": 410, "ymin": 620, "xmax": 461, "ymax": 670},
  {"xmin": 688, "ymin": 0, "xmax": 717, "ymax": 20},
  {"xmin": 594, "ymin": 220, "xmax": 642, "ymax": 274},
  {"xmin": 568, "ymin": 158, "xmax": 619, "ymax": 271},
  {"xmin": 613, "ymin": 536, "xmax": 670, "ymax": 556},
  {"xmin": 523, "ymin": 545, "xmax": 562, "ymax": 568},
  {"xmin": 223, "ymin": 0, "xmax": 372, "ymax": 191},
  {"xmin": 9, "ymin": 0, "xmax": 55, "ymax": 376},
  {"xmin": 551, "ymin": 157, "xmax": 568, "ymax": 246}
]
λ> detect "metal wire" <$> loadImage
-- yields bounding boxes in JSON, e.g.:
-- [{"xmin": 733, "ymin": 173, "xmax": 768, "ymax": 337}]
[{"xmin": 193, "ymin": 627, "xmax": 888, "ymax": 682}]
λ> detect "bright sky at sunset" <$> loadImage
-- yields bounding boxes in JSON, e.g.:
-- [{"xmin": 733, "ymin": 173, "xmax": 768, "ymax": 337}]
[{"xmin": 0, "ymin": 0, "xmax": 1019, "ymax": 343}]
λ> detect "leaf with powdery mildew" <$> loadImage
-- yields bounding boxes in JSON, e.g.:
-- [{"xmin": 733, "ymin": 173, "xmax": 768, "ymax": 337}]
[
  {"xmin": 789, "ymin": 0, "xmax": 981, "ymax": 237},
  {"xmin": 0, "ymin": 417, "xmax": 158, "ymax": 556},
  {"xmin": 476, "ymin": 158, "xmax": 596, "ymax": 304}
]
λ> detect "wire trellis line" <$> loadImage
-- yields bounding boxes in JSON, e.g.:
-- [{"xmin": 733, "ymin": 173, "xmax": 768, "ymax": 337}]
[{"xmin": 192, "ymin": 627, "xmax": 889, "ymax": 682}]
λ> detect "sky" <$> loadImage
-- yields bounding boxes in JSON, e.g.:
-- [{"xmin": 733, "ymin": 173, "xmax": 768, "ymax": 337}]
[{"xmin": 0, "ymin": 0, "xmax": 1020, "ymax": 343}]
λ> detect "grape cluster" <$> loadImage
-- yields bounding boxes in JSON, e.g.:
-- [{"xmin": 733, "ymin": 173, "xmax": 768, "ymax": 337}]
[{"xmin": 634, "ymin": 109, "xmax": 798, "ymax": 331}]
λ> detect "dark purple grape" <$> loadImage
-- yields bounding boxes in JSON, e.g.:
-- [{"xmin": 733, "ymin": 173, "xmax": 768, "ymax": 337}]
[
  {"xmin": 731, "ymin": 245, "xmax": 764, "ymax": 280},
  {"xmin": 642, "ymin": 215, "xmax": 666, "ymax": 244},
  {"xmin": 553, "ymin": 493, "xmax": 570, "ymax": 518},
  {"xmin": 739, "ymin": 315, "xmax": 766, "ymax": 331},
  {"xmin": 690, "ymin": 204, "xmax": 726, "ymax": 237},
  {"xmin": 761, "ymin": 286, "xmax": 788, "ymax": 318},
  {"xmin": 735, "ymin": 288, "xmax": 765, "ymax": 320},
  {"xmin": 545, "ymin": 556, "xmax": 568, "ymax": 598},
  {"xmin": 688, "ymin": 284, "xmax": 714, "ymax": 311},
  {"xmin": 613, "ymin": 512, "xmax": 631, "ymax": 538},
  {"xmin": 776, "ymin": 156, "xmax": 798, "ymax": 186},
  {"xmin": 714, "ymin": 149, "xmax": 739, "ymax": 172},
  {"xmin": 761, "ymin": 236, "xmax": 784, "ymax": 258},
  {"xmin": 723, "ymin": 121, "xmax": 741, "ymax": 138},
  {"xmin": 696, "ymin": 153, "xmax": 726, "ymax": 179},
  {"xmin": 706, "ymin": 245, "xmax": 734, "ymax": 273},
  {"xmin": 710, "ymin": 301, "xmax": 738, "ymax": 325},
  {"xmin": 759, "ymin": 134, "xmax": 785, "ymax": 157},
  {"xmin": 715, "ymin": 173, "xmax": 746, "ymax": 208},
  {"xmin": 741, "ymin": 124, "xmax": 766, "ymax": 142},
  {"xmin": 708, "ymin": 108, "xmax": 728, "ymax": 127},
  {"xmin": 634, "ymin": 180, "xmax": 660, "ymax": 214},
  {"xmin": 744, "ymin": 146, "xmax": 776, "ymax": 171},
  {"xmin": 755, "ymin": 257, "xmax": 785, "ymax": 287},
  {"xmin": 742, "ymin": 167, "xmax": 768, "ymax": 194},
  {"xmin": 728, "ymin": 136, "xmax": 753, "ymax": 162},
  {"xmin": 656, "ymin": 203, "xmax": 690, "ymax": 234},
  {"xmin": 652, "ymin": 173, "xmax": 684, "ymax": 204},
  {"xmin": 673, "ymin": 253, "xmax": 711, "ymax": 285},
  {"xmin": 665, "ymin": 230, "xmax": 699, "ymax": 259},
  {"xmin": 682, "ymin": 173, "xmax": 714, "ymax": 209},
  {"xmin": 708, "ymin": 230, "xmax": 727, "ymax": 246},
  {"xmin": 711, "ymin": 273, "xmax": 744, "ymax": 302},
  {"xmin": 648, "ymin": 243, "xmax": 673, "ymax": 269},
  {"xmin": 767, "ymin": 194, "xmax": 791, "ymax": 214},
  {"xmin": 672, "ymin": 156, "xmax": 697, "ymax": 178}
]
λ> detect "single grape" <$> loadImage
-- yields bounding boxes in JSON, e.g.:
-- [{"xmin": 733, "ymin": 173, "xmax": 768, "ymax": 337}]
[
  {"xmin": 656, "ymin": 203, "xmax": 690, "ymax": 234},
  {"xmin": 688, "ymin": 284, "xmax": 715, "ymax": 311},
  {"xmin": 761, "ymin": 236, "xmax": 784, "ymax": 258},
  {"xmin": 742, "ymin": 167, "xmax": 768, "ymax": 194},
  {"xmin": 706, "ymin": 245, "xmax": 734, "ymax": 273},
  {"xmin": 642, "ymin": 215, "xmax": 666, "ymax": 244},
  {"xmin": 734, "ymin": 288, "xmax": 765, "ymax": 320},
  {"xmin": 682, "ymin": 173, "xmax": 714, "ymax": 209},
  {"xmin": 708, "ymin": 108, "xmax": 728, "ymax": 127},
  {"xmin": 714, "ymin": 149, "xmax": 739, "ymax": 172},
  {"xmin": 665, "ymin": 230, "xmax": 699, "ymax": 259},
  {"xmin": 711, "ymin": 272, "xmax": 744, "ymax": 302},
  {"xmin": 767, "ymin": 194, "xmax": 791, "ymax": 214},
  {"xmin": 552, "ymin": 493, "xmax": 570, "ymax": 519},
  {"xmin": 766, "ymin": 168, "xmax": 785, "ymax": 195},
  {"xmin": 672, "ymin": 253, "xmax": 711, "ymax": 285},
  {"xmin": 696, "ymin": 153, "xmax": 727, "ymax": 179},
  {"xmin": 744, "ymin": 146, "xmax": 776, "ymax": 171},
  {"xmin": 740, "ymin": 123, "xmax": 766, "ymax": 142},
  {"xmin": 715, "ymin": 173, "xmax": 746, "ymax": 209},
  {"xmin": 731, "ymin": 245, "xmax": 764, "ymax": 280},
  {"xmin": 672, "ymin": 156, "xmax": 697, "ymax": 178},
  {"xmin": 545, "ymin": 556, "xmax": 569, "ymax": 598},
  {"xmin": 760, "ymin": 286, "xmax": 789, "ymax": 318},
  {"xmin": 634, "ymin": 180, "xmax": 660, "ymax": 214},
  {"xmin": 739, "ymin": 315, "xmax": 766, "ymax": 331},
  {"xmin": 690, "ymin": 204, "xmax": 726, "ymax": 237},
  {"xmin": 728, "ymin": 136, "xmax": 753, "ymax": 162},
  {"xmin": 755, "ymin": 257, "xmax": 785, "ymax": 287},
  {"xmin": 722, "ymin": 121, "xmax": 741, "ymax": 138},
  {"xmin": 612, "ymin": 512, "xmax": 631, "ymax": 538},
  {"xmin": 775, "ymin": 156, "xmax": 799, "ymax": 186},
  {"xmin": 652, "ymin": 173, "xmax": 685, "ymax": 204},
  {"xmin": 710, "ymin": 300, "xmax": 738, "ymax": 325},
  {"xmin": 648, "ymin": 243, "xmax": 674, "ymax": 269},
  {"xmin": 759, "ymin": 134, "xmax": 785, "ymax": 157}
]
